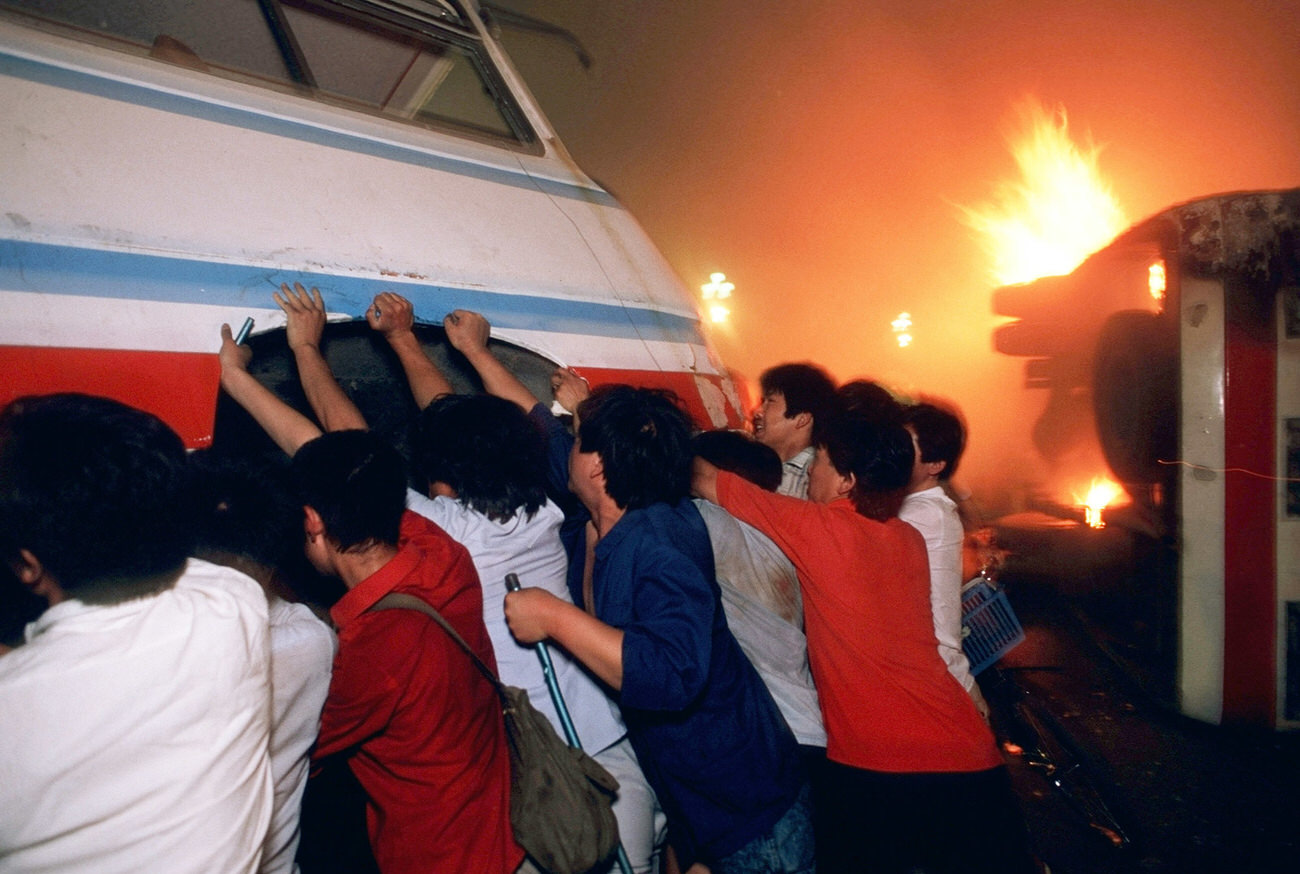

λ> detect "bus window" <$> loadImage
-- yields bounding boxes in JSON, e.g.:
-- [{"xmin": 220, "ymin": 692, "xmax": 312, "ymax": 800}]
[
  {"xmin": 212, "ymin": 320, "xmax": 562, "ymax": 467},
  {"xmin": 0, "ymin": 0, "xmax": 534, "ymax": 146}
]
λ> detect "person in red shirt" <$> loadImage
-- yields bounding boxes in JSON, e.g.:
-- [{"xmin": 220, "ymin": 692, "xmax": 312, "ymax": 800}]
[
  {"xmin": 693, "ymin": 404, "xmax": 1035, "ymax": 874},
  {"xmin": 218, "ymin": 321, "xmax": 524, "ymax": 874}
]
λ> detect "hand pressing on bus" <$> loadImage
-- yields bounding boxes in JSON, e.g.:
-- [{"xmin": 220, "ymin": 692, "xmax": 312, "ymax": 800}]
[
  {"xmin": 551, "ymin": 367, "xmax": 590, "ymax": 415},
  {"xmin": 218, "ymin": 322, "xmax": 253, "ymax": 381},
  {"xmin": 443, "ymin": 309, "xmax": 491, "ymax": 355},
  {"xmin": 366, "ymin": 291, "xmax": 415, "ymax": 339},
  {"xmin": 274, "ymin": 282, "xmax": 326, "ymax": 352}
]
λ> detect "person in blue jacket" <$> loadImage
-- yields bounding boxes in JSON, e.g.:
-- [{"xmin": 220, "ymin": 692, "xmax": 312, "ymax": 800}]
[{"xmin": 504, "ymin": 384, "xmax": 814, "ymax": 874}]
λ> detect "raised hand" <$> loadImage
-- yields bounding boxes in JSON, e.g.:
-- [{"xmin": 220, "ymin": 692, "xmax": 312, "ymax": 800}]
[
  {"xmin": 366, "ymin": 291, "xmax": 415, "ymax": 338},
  {"xmin": 218, "ymin": 322, "xmax": 252, "ymax": 378},
  {"xmin": 274, "ymin": 282, "xmax": 327, "ymax": 351},
  {"xmin": 443, "ymin": 309, "xmax": 491, "ymax": 354},
  {"xmin": 551, "ymin": 367, "xmax": 590, "ymax": 415}
]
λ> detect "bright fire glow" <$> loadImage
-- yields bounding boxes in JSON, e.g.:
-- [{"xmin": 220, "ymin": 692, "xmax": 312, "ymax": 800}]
[
  {"xmin": 1075, "ymin": 477, "xmax": 1123, "ymax": 529},
  {"xmin": 962, "ymin": 99, "xmax": 1128, "ymax": 286},
  {"xmin": 701, "ymin": 272, "xmax": 734, "ymax": 324},
  {"xmin": 1148, "ymin": 260, "xmax": 1166, "ymax": 305},
  {"xmin": 891, "ymin": 312, "xmax": 913, "ymax": 347}
]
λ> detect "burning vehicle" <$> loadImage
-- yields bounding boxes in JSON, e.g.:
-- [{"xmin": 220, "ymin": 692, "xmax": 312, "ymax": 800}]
[{"xmin": 992, "ymin": 188, "xmax": 1300, "ymax": 729}]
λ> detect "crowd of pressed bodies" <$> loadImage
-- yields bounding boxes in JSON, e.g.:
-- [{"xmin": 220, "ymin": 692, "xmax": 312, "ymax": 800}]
[{"xmin": 0, "ymin": 285, "xmax": 1038, "ymax": 874}]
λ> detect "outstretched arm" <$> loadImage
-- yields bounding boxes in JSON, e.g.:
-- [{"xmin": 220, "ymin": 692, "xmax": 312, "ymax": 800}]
[
  {"xmin": 276, "ymin": 282, "xmax": 369, "ymax": 432},
  {"xmin": 443, "ymin": 309, "xmax": 538, "ymax": 412},
  {"xmin": 367, "ymin": 292, "xmax": 452, "ymax": 409},
  {"xmin": 218, "ymin": 323, "xmax": 322, "ymax": 455}
]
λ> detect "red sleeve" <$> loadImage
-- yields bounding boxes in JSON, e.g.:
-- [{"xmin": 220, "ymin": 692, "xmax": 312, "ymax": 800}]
[{"xmin": 716, "ymin": 471, "xmax": 833, "ymax": 567}]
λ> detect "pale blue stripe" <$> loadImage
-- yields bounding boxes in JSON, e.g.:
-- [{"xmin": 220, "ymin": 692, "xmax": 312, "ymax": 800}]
[{"xmin": 0, "ymin": 239, "xmax": 704, "ymax": 344}]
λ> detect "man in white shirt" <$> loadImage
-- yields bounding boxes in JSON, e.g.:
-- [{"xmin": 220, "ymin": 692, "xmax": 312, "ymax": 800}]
[
  {"xmin": 0, "ymin": 393, "xmax": 274, "ymax": 874},
  {"xmin": 751, "ymin": 363, "xmax": 837, "ymax": 499},
  {"xmin": 689, "ymin": 429, "xmax": 825, "ymax": 751},
  {"xmin": 898, "ymin": 401, "xmax": 989, "ymax": 718}
]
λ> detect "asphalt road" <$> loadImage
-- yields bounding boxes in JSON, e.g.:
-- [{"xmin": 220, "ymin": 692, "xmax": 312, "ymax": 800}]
[{"xmin": 981, "ymin": 582, "xmax": 1300, "ymax": 874}]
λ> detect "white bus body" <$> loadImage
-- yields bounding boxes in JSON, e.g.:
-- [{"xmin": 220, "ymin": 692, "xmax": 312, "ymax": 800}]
[{"xmin": 0, "ymin": 0, "xmax": 744, "ymax": 444}]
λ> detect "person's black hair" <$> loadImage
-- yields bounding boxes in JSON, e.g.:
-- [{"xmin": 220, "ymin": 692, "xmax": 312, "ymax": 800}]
[
  {"xmin": 0, "ymin": 393, "xmax": 192, "ymax": 603},
  {"xmin": 291, "ymin": 430, "xmax": 406, "ymax": 551},
  {"xmin": 415, "ymin": 394, "xmax": 547, "ymax": 522},
  {"xmin": 838, "ymin": 379, "xmax": 904, "ymax": 426},
  {"xmin": 575, "ymin": 385, "xmax": 695, "ymax": 510},
  {"xmin": 903, "ymin": 402, "xmax": 966, "ymax": 481},
  {"xmin": 815, "ymin": 407, "xmax": 914, "ymax": 521},
  {"xmin": 187, "ymin": 449, "xmax": 302, "ymax": 573},
  {"xmin": 692, "ymin": 429, "xmax": 782, "ymax": 492},
  {"xmin": 758, "ymin": 362, "xmax": 837, "ymax": 422},
  {"xmin": 0, "ymin": 563, "xmax": 46, "ymax": 647}
]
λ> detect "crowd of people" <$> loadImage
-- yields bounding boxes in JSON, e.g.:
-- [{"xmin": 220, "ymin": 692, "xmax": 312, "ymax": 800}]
[{"xmin": 0, "ymin": 285, "xmax": 1038, "ymax": 874}]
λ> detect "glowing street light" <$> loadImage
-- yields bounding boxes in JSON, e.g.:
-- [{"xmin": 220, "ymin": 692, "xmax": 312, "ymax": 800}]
[
  {"xmin": 891, "ymin": 312, "xmax": 913, "ymax": 348},
  {"xmin": 701, "ymin": 272, "xmax": 734, "ymax": 324}
]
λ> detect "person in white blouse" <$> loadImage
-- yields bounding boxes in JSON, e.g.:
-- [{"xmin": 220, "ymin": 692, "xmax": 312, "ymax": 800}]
[{"xmin": 898, "ymin": 401, "xmax": 990, "ymax": 719}]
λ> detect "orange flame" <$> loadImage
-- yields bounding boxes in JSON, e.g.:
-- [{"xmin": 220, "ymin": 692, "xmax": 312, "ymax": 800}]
[
  {"xmin": 1075, "ymin": 476, "xmax": 1124, "ymax": 528},
  {"xmin": 963, "ymin": 99, "xmax": 1128, "ymax": 285}
]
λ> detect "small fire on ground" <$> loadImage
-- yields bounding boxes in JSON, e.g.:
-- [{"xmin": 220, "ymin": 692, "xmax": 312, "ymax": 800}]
[{"xmin": 1074, "ymin": 477, "xmax": 1124, "ymax": 529}]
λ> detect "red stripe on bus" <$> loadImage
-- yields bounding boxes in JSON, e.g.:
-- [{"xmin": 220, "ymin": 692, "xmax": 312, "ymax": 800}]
[
  {"xmin": 1220, "ymin": 309, "xmax": 1277, "ymax": 726},
  {"xmin": 0, "ymin": 346, "xmax": 221, "ymax": 448},
  {"xmin": 576, "ymin": 368, "xmax": 746, "ymax": 429}
]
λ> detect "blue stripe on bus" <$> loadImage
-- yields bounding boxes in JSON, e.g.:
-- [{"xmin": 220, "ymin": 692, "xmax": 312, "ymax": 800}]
[
  {"xmin": 0, "ymin": 51, "xmax": 619, "ymax": 207},
  {"xmin": 0, "ymin": 239, "xmax": 704, "ymax": 344}
]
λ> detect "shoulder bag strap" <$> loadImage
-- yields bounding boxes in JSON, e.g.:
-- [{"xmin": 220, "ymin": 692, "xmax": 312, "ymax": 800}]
[{"xmin": 366, "ymin": 592, "xmax": 508, "ymax": 705}]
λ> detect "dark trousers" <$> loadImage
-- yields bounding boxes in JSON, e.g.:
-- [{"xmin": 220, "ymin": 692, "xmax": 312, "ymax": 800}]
[{"xmin": 817, "ymin": 760, "xmax": 1037, "ymax": 874}]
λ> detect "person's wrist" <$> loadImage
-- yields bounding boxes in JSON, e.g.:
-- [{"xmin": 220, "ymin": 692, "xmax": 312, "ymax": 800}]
[
  {"xmin": 219, "ymin": 363, "xmax": 248, "ymax": 389},
  {"xmin": 460, "ymin": 341, "xmax": 491, "ymax": 361},
  {"xmin": 383, "ymin": 326, "xmax": 418, "ymax": 345}
]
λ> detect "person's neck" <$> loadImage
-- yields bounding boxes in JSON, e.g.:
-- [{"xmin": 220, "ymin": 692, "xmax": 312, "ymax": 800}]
[
  {"xmin": 908, "ymin": 476, "xmax": 941, "ymax": 495},
  {"xmin": 334, "ymin": 541, "xmax": 401, "ymax": 589},
  {"xmin": 588, "ymin": 499, "xmax": 627, "ymax": 540},
  {"xmin": 778, "ymin": 440, "xmax": 810, "ymax": 464}
]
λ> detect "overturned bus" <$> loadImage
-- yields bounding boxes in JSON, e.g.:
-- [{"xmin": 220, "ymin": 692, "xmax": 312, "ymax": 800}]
[
  {"xmin": 0, "ymin": 0, "xmax": 745, "ymax": 447},
  {"xmin": 993, "ymin": 188, "xmax": 1300, "ymax": 730}
]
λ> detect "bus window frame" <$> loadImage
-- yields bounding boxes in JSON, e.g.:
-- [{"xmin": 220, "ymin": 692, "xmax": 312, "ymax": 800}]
[{"xmin": 0, "ymin": 0, "xmax": 541, "ymax": 153}]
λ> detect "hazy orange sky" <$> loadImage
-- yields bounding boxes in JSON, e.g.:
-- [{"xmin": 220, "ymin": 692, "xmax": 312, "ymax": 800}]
[{"xmin": 496, "ymin": 0, "xmax": 1300, "ymax": 507}]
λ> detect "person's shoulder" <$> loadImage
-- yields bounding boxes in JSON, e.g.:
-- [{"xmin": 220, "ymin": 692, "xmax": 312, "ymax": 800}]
[
  {"xmin": 692, "ymin": 496, "xmax": 733, "ymax": 528},
  {"xmin": 406, "ymin": 485, "xmax": 446, "ymax": 516},
  {"xmin": 268, "ymin": 598, "xmax": 336, "ymax": 656},
  {"xmin": 401, "ymin": 508, "xmax": 470, "ymax": 559},
  {"xmin": 885, "ymin": 516, "xmax": 929, "ymax": 551},
  {"xmin": 178, "ymin": 556, "xmax": 265, "ymax": 600},
  {"xmin": 535, "ymin": 496, "xmax": 565, "ymax": 525},
  {"xmin": 637, "ymin": 499, "xmax": 709, "ymax": 541},
  {"xmin": 615, "ymin": 502, "xmax": 712, "ymax": 573},
  {"xmin": 788, "ymin": 444, "xmax": 816, "ymax": 467},
  {"xmin": 899, "ymin": 491, "xmax": 943, "ymax": 526}
]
